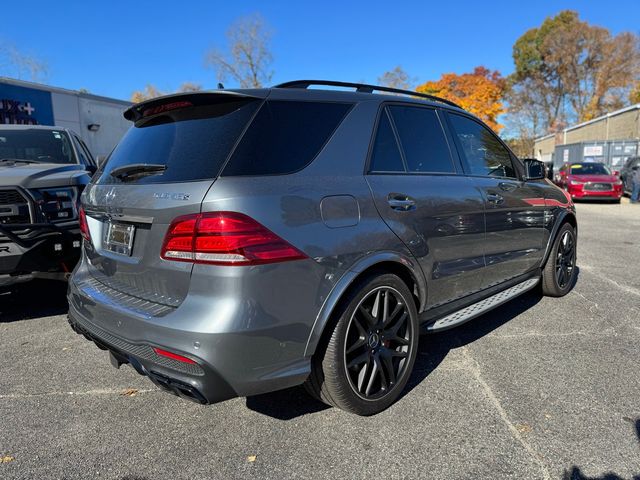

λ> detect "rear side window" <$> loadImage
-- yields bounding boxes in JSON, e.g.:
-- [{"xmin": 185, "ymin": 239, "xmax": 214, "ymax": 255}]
[
  {"xmin": 369, "ymin": 110, "xmax": 404, "ymax": 172},
  {"xmin": 95, "ymin": 99, "xmax": 260, "ymax": 185},
  {"xmin": 388, "ymin": 106, "xmax": 454, "ymax": 174},
  {"xmin": 448, "ymin": 113, "xmax": 516, "ymax": 178},
  {"xmin": 222, "ymin": 101, "xmax": 352, "ymax": 176}
]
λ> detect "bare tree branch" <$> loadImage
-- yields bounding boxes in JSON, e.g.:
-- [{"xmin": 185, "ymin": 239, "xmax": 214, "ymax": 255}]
[
  {"xmin": 204, "ymin": 13, "xmax": 273, "ymax": 88},
  {"xmin": 0, "ymin": 40, "xmax": 48, "ymax": 81},
  {"xmin": 377, "ymin": 66, "xmax": 415, "ymax": 91}
]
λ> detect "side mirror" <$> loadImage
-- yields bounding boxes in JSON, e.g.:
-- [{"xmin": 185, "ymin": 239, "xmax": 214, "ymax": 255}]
[
  {"xmin": 612, "ymin": 170, "xmax": 620, "ymax": 176},
  {"xmin": 96, "ymin": 155, "xmax": 108, "ymax": 168},
  {"xmin": 522, "ymin": 159, "xmax": 545, "ymax": 181}
]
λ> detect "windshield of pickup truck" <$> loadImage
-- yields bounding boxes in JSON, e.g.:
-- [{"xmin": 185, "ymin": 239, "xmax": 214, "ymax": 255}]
[{"xmin": 0, "ymin": 129, "xmax": 76, "ymax": 164}]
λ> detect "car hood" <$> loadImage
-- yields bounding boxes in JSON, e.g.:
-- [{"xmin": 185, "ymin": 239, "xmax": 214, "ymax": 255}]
[
  {"xmin": 568, "ymin": 174, "xmax": 619, "ymax": 183},
  {"xmin": 0, "ymin": 162, "xmax": 91, "ymax": 189}
]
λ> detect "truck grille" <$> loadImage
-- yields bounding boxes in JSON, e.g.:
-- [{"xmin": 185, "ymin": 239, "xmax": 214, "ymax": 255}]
[
  {"xmin": 0, "ymin": 188, "xmax": 31, "ymax": 225},
  {"xmin": 584, "ymin": 182, "xmax": 612, "ymax": 191}
]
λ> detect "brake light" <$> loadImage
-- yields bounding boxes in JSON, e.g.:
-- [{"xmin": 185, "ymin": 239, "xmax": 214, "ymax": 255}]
[
  {"xmin": 161, "ymin": 212, "xmax": 307, "ymax": 266},
  {"xmin": 79, "ymin": 207, "xmax": 90, "ymax": 241},
  {"xmin": 153, "ymin": 347, "xmax": 197, "ymax": 365}
]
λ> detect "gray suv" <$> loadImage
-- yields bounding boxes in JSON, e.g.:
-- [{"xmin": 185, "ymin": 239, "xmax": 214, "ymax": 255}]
[{"xmin": 67, "ymin": 80, "xmax": 577, "ymax": 415}]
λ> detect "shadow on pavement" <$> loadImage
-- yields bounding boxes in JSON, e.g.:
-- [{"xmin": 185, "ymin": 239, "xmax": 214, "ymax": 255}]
[
  {"xmin": 0, "ymin": 279, "xmax": 68, "ymax": 323},
  {"xmin": 245, "ymin": 385, "xmax": 330, "ymax": 419},
  {"xmin": 562, "ymin": 418, "xmax": 640, "ymax": 479}
]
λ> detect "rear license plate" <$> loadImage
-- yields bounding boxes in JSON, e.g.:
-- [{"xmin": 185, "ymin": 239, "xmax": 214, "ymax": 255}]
[{"xmin": 104, "ymin": 222, "xmax": 135, "ymax": 256}]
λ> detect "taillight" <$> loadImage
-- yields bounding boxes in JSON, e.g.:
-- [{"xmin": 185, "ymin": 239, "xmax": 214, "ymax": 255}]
[
  {"xmin": 78, "ymin": 206, "xmax": 90, "ymax": 241},
  {"xmin": 161, "ymin": 212, "xmax": 307, "ymax": 266}
]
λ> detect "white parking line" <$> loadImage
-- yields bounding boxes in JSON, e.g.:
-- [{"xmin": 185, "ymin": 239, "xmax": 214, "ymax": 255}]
[
  {"xmin": 579, "ymin": 264, "xmax": 640, "ymax": 297},
  {"xmin": 462, "ymin": 347, "xmax": 551, "ymax": 480},
  {"xmin": 0, "ymin": 388, "xmax": 155, "ymax": 399}
]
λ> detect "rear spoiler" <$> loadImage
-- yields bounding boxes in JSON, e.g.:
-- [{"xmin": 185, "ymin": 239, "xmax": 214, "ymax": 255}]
[{"xmin": 123, "ymin": 91, "xmax": 263, "ymax": 123}]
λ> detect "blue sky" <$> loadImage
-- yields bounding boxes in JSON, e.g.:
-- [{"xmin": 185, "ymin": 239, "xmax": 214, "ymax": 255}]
[{"xmin": 3, "ymin": 0, "xmax": 639, "ymax": 100}]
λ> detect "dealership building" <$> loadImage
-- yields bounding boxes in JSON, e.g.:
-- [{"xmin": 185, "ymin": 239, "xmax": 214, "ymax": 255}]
[
  {"xmin": 0, "ymin": 77, "xmax": 131, "ymax": 158},
  {"xmin": 534, "ymin": 103, "xmax": 640, "ymax": 173}
]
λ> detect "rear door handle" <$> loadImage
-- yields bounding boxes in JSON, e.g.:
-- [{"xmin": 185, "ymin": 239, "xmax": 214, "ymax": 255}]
[
  {"xmin": 387, "ymin": 194, "xmax": 416, "ymax": 211},
  {"xmin": 486, "ymin": 193, "xmax": 504, "ymax": 205}
]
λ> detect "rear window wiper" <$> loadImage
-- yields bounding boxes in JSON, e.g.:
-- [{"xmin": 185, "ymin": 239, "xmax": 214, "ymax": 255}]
[
  {"xmin": 0, "ymin": 158, "xmax": 39, "ymax": 164},
  {"xmin": 109, "ymin": 163, "xmax": 167, "ymax": 181}
]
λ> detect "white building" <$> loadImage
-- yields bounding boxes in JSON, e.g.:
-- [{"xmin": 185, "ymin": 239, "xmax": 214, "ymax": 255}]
[{"xmin": 0, "ymin": 77, "xmax": 132, "ymax": 158}]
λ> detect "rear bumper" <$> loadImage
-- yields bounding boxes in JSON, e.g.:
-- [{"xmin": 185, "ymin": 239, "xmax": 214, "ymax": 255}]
[
  {"xmin": 67, "ymin": 310, "xmax": 235, "ymax": 404},
  {"xmin": 66, "ymin": 258, "xmax": 330, "ymax": 403},
  {"xmin": 0, "ymin": 223, "xmax": 82, "ymax": 286}
]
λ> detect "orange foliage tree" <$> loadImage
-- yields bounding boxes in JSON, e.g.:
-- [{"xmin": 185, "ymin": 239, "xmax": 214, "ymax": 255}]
[{"xmin": 416, "ymin": 67, "xmax": 506, "ymax": 132}]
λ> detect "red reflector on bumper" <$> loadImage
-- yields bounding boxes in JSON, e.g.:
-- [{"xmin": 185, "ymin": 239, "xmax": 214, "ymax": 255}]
[{"xmin": 153, "ymin": 347, "xmax": 197, "ymax": 365}]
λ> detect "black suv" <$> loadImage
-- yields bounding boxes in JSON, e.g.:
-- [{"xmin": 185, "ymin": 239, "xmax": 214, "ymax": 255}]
[{"xmin": 0, "ymin": 125, "xmax": 96, "ymax": 288}]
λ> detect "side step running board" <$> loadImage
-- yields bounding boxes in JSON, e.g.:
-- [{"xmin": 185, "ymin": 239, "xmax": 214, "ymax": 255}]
[{"xmin": 425, "ymin": 278, "xmax": 540, "ymax": 332}]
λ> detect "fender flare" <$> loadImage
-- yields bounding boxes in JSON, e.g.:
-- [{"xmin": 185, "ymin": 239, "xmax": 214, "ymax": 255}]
[
  {"xmin": 540, "ymin": 209, "xmax": 578, "ymax": 268},
  {"xmin": 303, "ymin": 251, "xmax": 427, "ymax": 357}
]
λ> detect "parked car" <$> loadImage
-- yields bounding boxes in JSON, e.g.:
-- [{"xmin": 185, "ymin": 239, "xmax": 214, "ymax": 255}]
[
  {"xmin": 619, "ymin": 156, "xmax": 640, "ymax": 196},
  {"xmin": 554, "ymin": 162, "xmax": 623, "ymax": 202},
  {"xmin": 67, "ymin": 80, "xmax": 577, "ymax": 415},
  {"xmin": 0, "ymin": 125, "xmax": 97, "ymax": 288}
]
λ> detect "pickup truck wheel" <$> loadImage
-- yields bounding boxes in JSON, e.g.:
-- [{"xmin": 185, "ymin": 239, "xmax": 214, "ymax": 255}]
[
  {"xmin": 542, "ymin": 223, "xmax": 577, "ymax": 297},
  {"xmin": 305, "ymin": 273, "xmax": 419, "ymax": 416}
]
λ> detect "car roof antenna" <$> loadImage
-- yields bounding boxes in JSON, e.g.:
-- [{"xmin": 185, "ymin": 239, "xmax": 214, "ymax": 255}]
[{"xmin": 217, "ymin": 83, "xmax": 225, "ymax": 89}]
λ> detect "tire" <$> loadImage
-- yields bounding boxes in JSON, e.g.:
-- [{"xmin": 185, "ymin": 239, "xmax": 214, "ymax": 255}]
[
  {"xmin": 305, "ymin": 272, "xmax": 419, "ymax": 416},
  {"xmin": 541, "ymin": 223, "xmax": 577, "ymax": 297}
]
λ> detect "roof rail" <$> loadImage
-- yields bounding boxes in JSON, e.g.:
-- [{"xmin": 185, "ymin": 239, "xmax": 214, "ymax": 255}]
[{"xmin": 273, "ymin": 80, "xmax": 462, "ymax": 109}]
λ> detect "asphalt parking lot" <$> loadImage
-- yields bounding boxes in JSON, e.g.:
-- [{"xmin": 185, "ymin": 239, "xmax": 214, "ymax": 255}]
[{"xmin": 1, "ymin": 200, "xmax": 639, "ymax": 480}]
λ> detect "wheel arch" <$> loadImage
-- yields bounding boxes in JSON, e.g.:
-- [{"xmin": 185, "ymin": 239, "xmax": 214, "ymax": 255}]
[
  {"xmin": 541, "ymin": 209, "xmax": 578, "ymax": 268},
  {"xmin": 304, "ymin": 252, "xmax": 426, "ymax": 357}
]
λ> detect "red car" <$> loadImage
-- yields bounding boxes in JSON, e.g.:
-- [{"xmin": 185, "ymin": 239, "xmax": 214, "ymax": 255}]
[{"xmin": 555, "ymin": 162, "xmax": 623, "ymax": 202}]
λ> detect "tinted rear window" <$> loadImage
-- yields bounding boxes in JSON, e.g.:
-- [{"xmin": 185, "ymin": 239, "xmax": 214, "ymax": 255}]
[
  {"xmin": 95, "ymin": 98, "xmax": 260, "ymax": 185},
  {"xmin": 388, "ymin": 106, "xmax": 454, "ymax": 174},
  {"xmin": 222, "ymin": 100, "xmax": 352, "ymax": 176},
  {"xmin": 369, "ymin": 110, "xmax": 404, "ymax": 172}
]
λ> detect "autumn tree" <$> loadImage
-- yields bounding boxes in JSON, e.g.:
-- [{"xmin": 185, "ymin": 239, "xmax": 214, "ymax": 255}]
[
  {"xmin": 508, "ymin": 10, "xmax": 640, "ymax": 135},
  {"xmin": 378, "ymin": 66, "xmax": 414, "ymax": 90},
  {"xmin": 178, "ymin": 82, "xmax": 203, "ymax": 93},
  {"xmin": 0, "ymin": 40, "xmax": 48, "ymax": 81},
  {"xmin": 629, "ymin": 82, "xmax": 640, "ymax": 104},
  {"xmin": 130, "ymin": 84, "xmax": 164, "ymax": 103},
  {"xmin": 130, "ymin": 82, "xmax": 203, "ymax": 103},
  {"xmin": 416, "ymin": 67, "xmax": 506, "ymax": 131},
  {"xmin": 205, "ymin": 13, "xmax": 273, "ymax": 88}
]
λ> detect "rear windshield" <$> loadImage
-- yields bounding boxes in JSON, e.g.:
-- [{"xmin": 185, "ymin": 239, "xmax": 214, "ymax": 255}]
[
  {"xmin": 95, "ymin": 99, "xmax": 351, "ymax": 185},
  {"xmin": 0, "ymin": 129, "xmax": 76, "ymax": 164},
  {"xmin": 95, "ymin": 98, "xmax": 261, "ymax": 185},
  {"xmin": 222, "ymin": 100, "xmax": 352, "ymax": 176}
]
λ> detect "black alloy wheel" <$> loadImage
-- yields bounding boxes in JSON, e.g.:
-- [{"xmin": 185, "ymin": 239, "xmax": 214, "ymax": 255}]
[
  {"xmin": 541, "ymin": 222, "xmax": 577, "ymax": 297},
  {"xmin": 344, "ymin": 286, "xmax": 412, "ymax": 400},
  {"xmin": 305, "ymin": 272, "xmax": 419, "ymax": 415}
]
